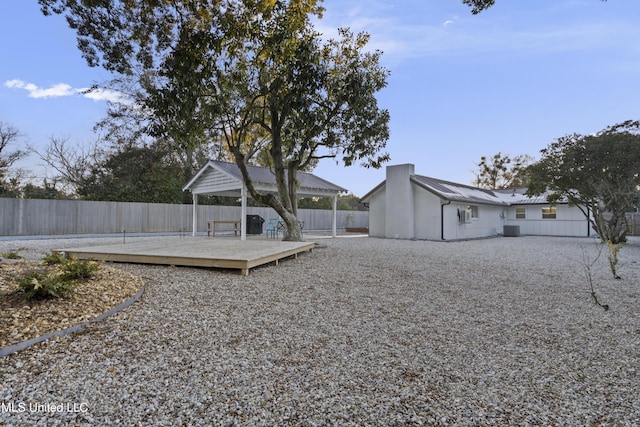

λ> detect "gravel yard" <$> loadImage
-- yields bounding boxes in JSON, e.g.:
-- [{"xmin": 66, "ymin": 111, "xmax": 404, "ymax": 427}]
[{"xmin": 1, "ymin": 235, "xmax": 639, "ymax": 426}]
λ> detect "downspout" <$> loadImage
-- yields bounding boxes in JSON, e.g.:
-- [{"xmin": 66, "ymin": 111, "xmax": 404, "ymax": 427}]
[{"xmin": 441, "ymin": 200, "xmax": 451, "ymax": 240}]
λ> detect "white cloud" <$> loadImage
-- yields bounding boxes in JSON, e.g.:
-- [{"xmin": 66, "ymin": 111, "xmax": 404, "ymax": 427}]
[
  {"xmin": 5, "ymin": 79, "xmax": 75, "ymax": 98},
  {"xmin": 5, "ymin": 79, "xmax": 129, "ymax": 104},
  {"xmin": 443, "ymin": 20, "xmax": 455, "ymax": 27},
  {"xmin": 79, "ymin": 87, "xmax": 128, "ymax": 104}
]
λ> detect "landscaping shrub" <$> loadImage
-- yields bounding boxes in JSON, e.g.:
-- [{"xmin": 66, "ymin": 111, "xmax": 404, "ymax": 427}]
[
  {"xmin": 59, "ymin": 257, "xmax": 100, "ymax": 280},
  {"xmin": 13, "ymin": 254, "xmax": 101, "ymax": 300},
  {"xmin": 17, "ymin": 270, "xmax": 77, "ymax": 300},
  {"xmin": 43, "ymin": 251, "xmax": 66, "ymax": 265},
  {"xmin": 0, "ymin": 248, "xmax": 26, "ymax": 260}
]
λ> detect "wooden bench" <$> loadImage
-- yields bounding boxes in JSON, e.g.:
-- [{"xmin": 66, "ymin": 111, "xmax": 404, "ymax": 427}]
[{"xmin": 208, "ymin": 220, "xmax": 241, "ymax": 237}]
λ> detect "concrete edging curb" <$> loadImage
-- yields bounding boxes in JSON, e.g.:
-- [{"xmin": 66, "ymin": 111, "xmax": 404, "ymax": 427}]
[{"xmin": 0, "ymin": 286, "xmax": 145, "ymax": 358}]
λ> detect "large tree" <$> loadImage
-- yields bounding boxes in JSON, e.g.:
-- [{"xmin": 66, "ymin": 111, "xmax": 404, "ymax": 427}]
[
  {"xmin": 527, "ymin": 120, "xmax": 640, "ymax": 246},
  {"xmin": 0, "ymin": 122, "xmax": 27, "ymax": 197},
  {"xmin": 28, "ymin": 136, "xmax": 104, "ymax": 195},
  {"xmin": 40, "ymin": 0, "xmax": 390, "ymax": 241},
  {"xmin": 472, "ymin": 152, "xmax": 533, "ymax": 189},
  {"xmin": 77, "ymin": 144, "xmax": 186, "ymax": 203}
]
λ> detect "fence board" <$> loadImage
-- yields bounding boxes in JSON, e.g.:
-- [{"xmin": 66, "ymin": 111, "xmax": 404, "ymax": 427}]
[
  {"xmin": 626, "ymin": 212, "xmax": 640, "ymax": 236},
  {"xmin": 0, "ymin": 198, "xmax": 368, "ymax": 236}
]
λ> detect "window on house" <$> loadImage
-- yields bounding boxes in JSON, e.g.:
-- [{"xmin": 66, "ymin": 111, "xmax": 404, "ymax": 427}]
[
  {"xmin": 542, "ymin": 207, "xmax": 557, "ymax": 219},
  {"xmin": 515, "ymin": 207, "xmax": 526, "ymax": 219},
  {"xmin": 467, "ymin": 205, "xmax": 478, "ymax": 218}
]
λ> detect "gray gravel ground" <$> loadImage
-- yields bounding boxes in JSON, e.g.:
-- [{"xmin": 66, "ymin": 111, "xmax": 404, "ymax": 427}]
[{"xmin": 1, "ymin": 235, "xmax": 639, "ymax": 426}]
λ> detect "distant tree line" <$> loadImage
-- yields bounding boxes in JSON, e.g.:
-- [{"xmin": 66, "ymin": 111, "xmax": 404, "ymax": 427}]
[{"xmin": 0, "ymin": 120, "xmax": 361, "ymax": 209}]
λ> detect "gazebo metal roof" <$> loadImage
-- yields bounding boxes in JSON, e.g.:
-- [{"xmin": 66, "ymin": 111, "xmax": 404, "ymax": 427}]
[{"xmin": 183, "ymin": 160, "xmax": 346, "ymax": 197}]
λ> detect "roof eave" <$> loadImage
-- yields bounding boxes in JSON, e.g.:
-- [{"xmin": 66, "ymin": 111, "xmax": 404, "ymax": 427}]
[
  {"xmin": 182, "ymin": 160, "xmax": 217, "ymax": 192},
  {"xmin": 360, "ymin": 181, "xmax": 386, "ymax": 202}
]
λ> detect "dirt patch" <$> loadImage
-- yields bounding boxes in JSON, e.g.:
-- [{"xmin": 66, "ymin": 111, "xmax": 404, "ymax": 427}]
[{"xmin": 0, "ymin": 259, "xmax": 143, "ymax": 348}]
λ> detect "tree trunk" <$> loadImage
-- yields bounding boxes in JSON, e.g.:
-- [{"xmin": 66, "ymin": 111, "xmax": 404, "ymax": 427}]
[
  {"xmin": 281, "ymin": 210, "xmax": 302, "ymax": 241},
  {"xmin": 229, "ymin": 109, "xmax": 305, "ymax": 242},
  {"xmin": 592, "ymin": 208, "xmax": 628, "ymax": 244}
]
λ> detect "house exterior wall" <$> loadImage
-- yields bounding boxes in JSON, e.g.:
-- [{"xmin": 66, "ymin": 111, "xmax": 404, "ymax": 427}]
[
  {"xmin": 367, "ymin": 188, "xmax": 387, "ymax": 238},
  {"xmin": 505, "ymin": 204, "xmax": 590, "ymax": 237},
  {"xmin": 413, "ymin": 186, "xmax": 443, "ymax": 240},
  {"xmin": 443, "ymin": 203, "xmax": 505, "ymax": 240},
  {"xmin": 367, "ymin": 170, "xmax": 509, "ymax": 241},
  {"xmin": 406, "ymin": 185, "xmax": 508, "ymax": 241}
]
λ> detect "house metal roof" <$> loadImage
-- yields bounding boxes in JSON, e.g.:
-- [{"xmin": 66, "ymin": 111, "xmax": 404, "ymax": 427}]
[
  {"xmin": 360, "ymin": 174, "xmax": 566, "ymax": 206},
  {"xmin": 411, "ymin": 175, "xmax": 509, "ymax": 206},
  {"xmin": 492, "ymin": 188, "xmax": 569, "ymax": 204}
]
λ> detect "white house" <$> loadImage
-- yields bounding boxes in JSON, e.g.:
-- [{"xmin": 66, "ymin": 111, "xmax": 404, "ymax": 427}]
[{"xmin": 360, "ymin": 164, "xmax": 591, "ymax": 240}]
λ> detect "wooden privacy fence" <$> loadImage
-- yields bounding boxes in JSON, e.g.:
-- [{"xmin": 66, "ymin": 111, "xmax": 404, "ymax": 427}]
[
  {"xmin": 0, "ymin": 198, "xmax": 368, "ymax": 237},
  {"xmin": 627, "ymin": 212, "xmax": 640, "ymax": 236}
]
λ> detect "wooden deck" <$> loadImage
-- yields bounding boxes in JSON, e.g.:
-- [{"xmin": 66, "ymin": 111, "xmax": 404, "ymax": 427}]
[{"xmin": 62, "ymin": 237, "xmax": 316, "ymax": 276}]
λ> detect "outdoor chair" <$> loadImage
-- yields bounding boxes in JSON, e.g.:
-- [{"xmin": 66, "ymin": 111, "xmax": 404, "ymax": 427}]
[
  {"xmin": 266, "ymin": 218, "xmax": 282, "ymax": 239},
  {"xmin": 265, "ymin": 218, "xmax": 304, "ymax": 239}
]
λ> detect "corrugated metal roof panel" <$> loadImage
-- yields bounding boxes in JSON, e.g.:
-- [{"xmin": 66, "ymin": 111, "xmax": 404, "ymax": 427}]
[
  {"xmin": 493, "ymin": 188, "xmax": 570, "ymax": 204},
  {"xmin": 185, "ymin": 160, "xmax": 347, "ymax": 194},
  {"xmin": 411, "ymin": 175, "xmax": 509, "ymax": 206}
]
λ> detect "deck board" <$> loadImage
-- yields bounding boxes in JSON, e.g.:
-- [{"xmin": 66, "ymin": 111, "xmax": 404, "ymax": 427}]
[{"xmin": 61, "ymin": 238, "xmax": 316, "ymax": 276}]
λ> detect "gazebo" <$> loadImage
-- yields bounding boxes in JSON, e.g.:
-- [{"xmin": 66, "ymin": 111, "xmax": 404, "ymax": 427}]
[{"xmin": 183, "ymin": 160, "xmax": 347, "ymax": 240}]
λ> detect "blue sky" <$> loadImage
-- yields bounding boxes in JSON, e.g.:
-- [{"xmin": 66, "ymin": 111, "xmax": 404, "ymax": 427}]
[{"xmin": 2, "ymin": 0, "xmax": 640, "ymax": 197}]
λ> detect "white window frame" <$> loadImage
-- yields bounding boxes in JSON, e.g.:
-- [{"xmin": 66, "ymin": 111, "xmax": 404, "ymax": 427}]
[{"xmin": 467, "ymin": 205, "xmax": 479, "ymax": 219}]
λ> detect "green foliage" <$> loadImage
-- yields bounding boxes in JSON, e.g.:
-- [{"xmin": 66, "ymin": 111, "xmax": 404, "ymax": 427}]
[
  {"xmin": 472, "ymin": 152, "xmax": 533, "ymax": 189},
  {"xmin": 0, "ymin": 248, "xmax": 25, "ymax": 259},
  {"xmin": 1, "ymin": 122, "xmax": 75, "ymax": 199},
  {"xmin": 297, "ymin": 194, "xmax": 364, "ymax": 210},
  {"xmin": 16, "ymin": 270, "xmax": 77, "ymax": 300},
  {"xmin": 22, "ymin": 180, "xmax": 70, "ymax": 200},
  {"xmin": 77, "ymin": 144, "xmax": 187, "ymax": 203},
  {"xmin": 43, "ymin": 251, "xmax": 67, "ymax": 265},
  {"xmin": 527, "ymin": 120, "xmax": 640, "ymax": 245},
  {"xmin": 39, "ymin": 0, "xmax": 390, "ymax": 241},
  {"xmin": 13, "ymin": 256, "xmax": 100, "ymax": 300},
  {"xmin": 59, "ymin": 257, "xmax": 100, "ymax": 280},
  {"xmin": 461, "ymin": 0, "xmax": 496, "ymax": 14},
  {"xmin": 0, "ymin": 178, "xmax": 22, "ymax": 198}
]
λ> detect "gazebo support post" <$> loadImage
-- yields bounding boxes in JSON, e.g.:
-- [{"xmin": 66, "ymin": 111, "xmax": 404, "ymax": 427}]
[
  {"xmin": 192, "ymin": 193, "xmax": 198, "ymax": 236},
  {"xmin": 332, "ymin": 194, "xmax": 338, "ymax": 238},
  {"xmin": 240, "ymin": 183, "xmax": 247, "ymax": 241}
]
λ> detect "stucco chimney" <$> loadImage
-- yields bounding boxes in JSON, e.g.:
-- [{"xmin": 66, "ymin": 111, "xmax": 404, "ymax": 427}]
[{"xmin": 385, "ymin": 163, "xmax": 415, "ymax": 239}]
